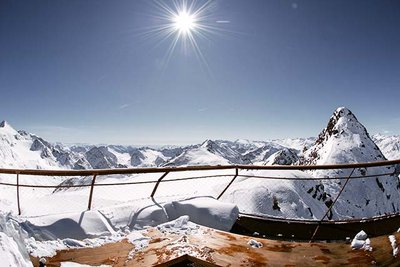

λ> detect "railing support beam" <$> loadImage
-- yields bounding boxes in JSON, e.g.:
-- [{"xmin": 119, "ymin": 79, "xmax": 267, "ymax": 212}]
[
  {"xmin": 87, "ymin": 174, "xmax": 98, "ymax": 210},
  {"xmin": 217, "ymin": 168, "xmax": 239, "ymax": 200},
  {"xmin": 310, "ymin": 168, "xmax": 356, "ymax": 242},
  {"xmin": 16, "ymin": 173, "xmax": 21, "ymax": 215},
  {"xmin": 151, "ymin": 172, "xmax": 169, "ymax": 198}
]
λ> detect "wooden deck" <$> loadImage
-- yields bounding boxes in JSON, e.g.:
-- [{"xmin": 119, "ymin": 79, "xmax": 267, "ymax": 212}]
[{"xmin": 30, "ymin": 225, "xmax": 400, "ymax": 266}]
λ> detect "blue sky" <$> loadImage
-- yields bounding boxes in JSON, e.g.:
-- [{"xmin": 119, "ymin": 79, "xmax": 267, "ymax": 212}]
[{"xmin": 1, "ymin": 0, "xmax": 400, "ymax": 145}]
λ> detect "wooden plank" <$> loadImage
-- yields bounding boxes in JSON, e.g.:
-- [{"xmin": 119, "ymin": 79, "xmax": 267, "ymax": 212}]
[
  {"xmin": 30, "ymin": 226, "xmax": 400, "ymax": 267},
  {"xmin": 30, "ymin": 240, "xmax": 134, "ymax": 267}
]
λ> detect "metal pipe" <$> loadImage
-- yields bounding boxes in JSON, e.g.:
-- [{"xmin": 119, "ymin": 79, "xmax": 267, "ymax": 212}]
[
  {"xmin": 0, "ymin": 159, "xmax": 399, "ymax": 176},
  {"xmin": 16, "ymin": 173, "xmax": 21, "ymax": 215},
  {"xmin": 217, "ymin": 168, "xmax": 239, "ymax": 200},
  {"xmin": 150, "ymin": 172, "xmax": 169, "ymax": 198},
  {"xmin": 87, "ymin": 174, "xmax": 97, "ymax": 210}
]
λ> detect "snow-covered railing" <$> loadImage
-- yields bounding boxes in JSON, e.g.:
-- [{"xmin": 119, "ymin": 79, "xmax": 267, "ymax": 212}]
[{"xmin": 0, "ymin": 159, "xmax": 400, "ymax": 233}]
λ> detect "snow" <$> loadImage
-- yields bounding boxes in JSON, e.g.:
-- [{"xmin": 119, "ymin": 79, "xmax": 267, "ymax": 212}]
[
  {"xmin": 300, "ymin": 107, "xmax": 400, "ymax": 219},
  {"xmin": 151, "ymin": 216, "xmax": 216, "ymax": 262},
  {"xmin": 247, "ymin": 239, "xmax": 263, "ymax": 248},
  {"xmin": 351, "ymin": 230, "xmax": 372, "ymax": 251},
  {"xmin": 0, "ymin": 125, "xmax": 62, "ymax": 170},
  {"xmin": 106, "ymin": 147, "xmax": 131, "ymax": 166},
  {"xmin": 96, "ymin": 196, "xmax": 238, "ymax": 233},
  {"xmin": 23, "ymin": 214, "xmax": 223, "ymax": 263},
  {"xmin": 355, "ymin": 230, "xmax": 368, "ymax": 240},
  {"xmin": 0, "ymin": 232, "xmax": 33, "ymax": 267},
  {"xmin": 0, "ymin": 196, "xmax": 238, "ymax": 264},
  {"xmin": 166, "ymin": 143, "xmax": 233, "ymax": 166},
  {"xmin": 373, "ymin": 133, "xmax": 400, "ymax": 160},
  {"xmin": 0, "ymin": 212, "xmax": 32, "ymax": 265},
  {"xmin": 164, "ymin": 196, "xmax": 239, "ymax": 231},
  {"xmin": 157, "ymin": 215, "xmax": 199, "ymax": 235},
  {"xmin": 220, "ymin": 169, "xmax": 327, "ymax": 219},
  {"xmin": 19, "ymin": 211, "xmax": 116, "ymax": 240},
  {"xmin": 389, "ymin": 235, "xmax": 398, "ymax": 257},
  {"xmin": 137, "ymin": 149, "xmax": 168, "ymax": 167},
  {"xmin": 126, "ymin": 231, "xmax": 150, "ymax": 251},
  {"xmin": 272, "ymin": 137, "xmax": 316, "ymax": 152},
  {"xmin": 98, "ymin": 198, "xmax": 169, "ymax": 231},
  {"xmin": 1, "ymin": 107, "xmax": 400, "ymax": 265},
  {"xmin": 263, "ymin": 148, "xmax": 299, "ymax": 166}
]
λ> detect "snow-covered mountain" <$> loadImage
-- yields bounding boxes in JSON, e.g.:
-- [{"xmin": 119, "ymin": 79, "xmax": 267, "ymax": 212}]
[
  {"xmin": 301, "ymin": 107, "xmax": 385, "ymax": 166},
  {"xmin": 271, "ymin": 137, "xmax": 316, "ymax": 152},
  {"xmin": 129, "ymin": 147, "xmax": 169, "ymax": 167},
  {"xmin": 221, "ymin": 107, "xmax": 400, "ymax": 220},
  {"xmin": 242, "ymin": 143, "xmax": 284, "ymax": 164},
  {"xmin": 0, "ymin": 121, "xmax": 309, "ymax": 170},
  {"xmin": 373, "ymin": 133, "xmax": 400, "ymax": 160},
  {"xmin": 1, "ymin": 108, "xmax": 400, "ymax": 172},
  {"xmin": 264, "ymin": 148, "xmax": 299, "ymax": 166},
  {"xmin": 1, "ymin": 107, "xmax": 400, "ymax": 222},
  {"xmin": 300, "ymin": 107, "xmax": 400, "ymax": 219},
  {"xmin": 2, "ymin": 108, "xmax": 400, "ymax": 266},
  {"xmin": 0, "ymin": 121, "xmax": 77, "ymax": 170},
  {"xmin": 166, "ymin": 140, "xmax": 244, "ymax": 166}
]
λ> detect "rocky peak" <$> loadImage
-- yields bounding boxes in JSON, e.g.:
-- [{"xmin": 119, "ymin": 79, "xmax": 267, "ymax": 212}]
[
  {"xmin": 315, "ymin": 107, "xmax": 368, "ymax": 146},
  {"xmin": 0, "ymin": 120, "xmax": 17, "ymax": 133},
  {"xmin": 201, "ymin": 139, "xmax": 218, "ymax": 152},
  {"xmin": 265, "ymin": 148, "xmax": 299, "ymax": 166},
  {"xmin": 301, "ymin": 107, "xmax": 384, "ymax": 166},
  {"xmin": 0, "ymin": 120, "xmax": 8, "ymax": 128}
]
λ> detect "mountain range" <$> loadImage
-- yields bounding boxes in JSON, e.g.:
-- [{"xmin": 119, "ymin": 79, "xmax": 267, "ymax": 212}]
[
  {"xmin": 0, "ymin": 108, "xmax": 400, "ymax": 170},
  {"xmin": 1, "ymin": 107, "xmax": 400, "ymax": 220},
  {"xmin": 299, "ymin": 107, "xmax": 400, "ymax": 219},
  {"xmin": 218, "ymin": 107, "xmax": 400, "ymax": 220}
]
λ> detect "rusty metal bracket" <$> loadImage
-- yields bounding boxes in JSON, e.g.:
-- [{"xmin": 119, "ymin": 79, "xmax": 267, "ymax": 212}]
[
  {"xmin": 16, "ymin": 173, "xmax": 21, "ymax": 215},
  {"xmin": 87, "ymin": 174, "xmax": 98, "ymax": 210},
  {"xmin": 151, "ymin": 172, "xmax": 170, "ymax": 198},
  {"xmin": 217, "ymin": 168, "xmax": 239, "ymax": 200}
]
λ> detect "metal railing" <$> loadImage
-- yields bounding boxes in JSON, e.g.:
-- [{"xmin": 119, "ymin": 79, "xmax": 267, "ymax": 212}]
[{"xmin": 1, "ymin": 159, "xmax": 400, "ymax": 237}]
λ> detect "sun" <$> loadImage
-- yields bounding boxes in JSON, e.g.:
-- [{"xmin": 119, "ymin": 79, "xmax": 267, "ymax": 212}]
[
  {"xmin": 142, "ymin": 0, "xmax": 228, "ymax": 68},
  {"xmin": 173, "ymin": 11, "xmax": 197, "ymax": 35}
]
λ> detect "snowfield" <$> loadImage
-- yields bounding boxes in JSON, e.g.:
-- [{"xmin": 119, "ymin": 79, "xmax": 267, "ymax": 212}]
[
  {"xmin": 1, "ymin": 196, "xmax": 239, "ymax": 266},
  {"xmin": 0, "ymin": 107, "xmax": 400, "ymax": 266}
]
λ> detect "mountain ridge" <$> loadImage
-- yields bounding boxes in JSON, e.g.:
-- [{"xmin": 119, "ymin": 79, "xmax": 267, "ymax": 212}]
[
  {"xmin": 0, "ymin": 107, "xmax": 399, "ymax": 170},
  {"xmin": 1, "ymin": 107, "xmax": 400, "ymax": 220}
]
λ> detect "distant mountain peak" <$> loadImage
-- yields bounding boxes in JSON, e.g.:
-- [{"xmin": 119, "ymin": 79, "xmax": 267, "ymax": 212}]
[
  {"xmin": 234, "ymin": 139, "xmax": 251, "ymax": 144},
  {"xmin": 0, "ymin": 120, "xmax": 17, "ymax": 134},
  {"xmin": 0, "ymin": 120, "xmax": 8, "ymax": 128},
  {"xmin": 302, "ymin": 107, "xmax": 384, "ymax": 166},
  {"xmin": 201, "ymin": 139, "xmax": 216, "ymax": 149},
  {"xmin": 335, "ymin": 106, "xmax": 353, "ymax": 116},
  {"xmin": 315, "ymin": 107, "xmax": 366, "ymax": 146}
]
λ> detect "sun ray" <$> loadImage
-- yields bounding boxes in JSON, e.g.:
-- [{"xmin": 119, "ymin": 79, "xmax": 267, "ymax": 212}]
[{"xmin": 137, "ymin": 0, "xmax": 229, "ymax": 72}]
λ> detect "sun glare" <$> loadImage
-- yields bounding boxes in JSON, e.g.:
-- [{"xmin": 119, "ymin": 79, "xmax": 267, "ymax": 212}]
[
  {"xmin": 143, "ymin": 0, "xmax": 227, "ymax": 69},
  {"xmin": 173, "ymin": 11, "xmax": 197, "ymax": 34}
]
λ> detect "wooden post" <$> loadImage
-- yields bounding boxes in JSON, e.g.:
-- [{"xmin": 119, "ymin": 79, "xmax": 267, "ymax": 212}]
[
  {"xmin": 87, "ymin": 174, "xmax": 97, "ymax": 210},
  {"xmin": 150, "ymin": 172, "xmax": 169, "ymax": 198},
  {"xmin": 217, "ymin": 168, "xmax": 239, "ymax": 200},
  {"xmin": 16, "ymin": 173, "xmax": 21, "ymax": 215}
]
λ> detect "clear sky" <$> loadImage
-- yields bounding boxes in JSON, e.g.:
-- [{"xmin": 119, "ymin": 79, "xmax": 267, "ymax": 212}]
[{"xmin": 1, "ymin": 0, "xmax": 400, "ymax": 145}]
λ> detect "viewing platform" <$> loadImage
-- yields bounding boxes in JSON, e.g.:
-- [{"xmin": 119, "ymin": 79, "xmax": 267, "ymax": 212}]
[{"xmin": 30, "ymin": 223, "xmax": 400, "ymax": 266}]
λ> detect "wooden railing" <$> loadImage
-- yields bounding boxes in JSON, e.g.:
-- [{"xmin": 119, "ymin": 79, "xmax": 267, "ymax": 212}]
[{"xmin": 1, "ymin": 159, "xmax": 400, "ymax": 222}]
